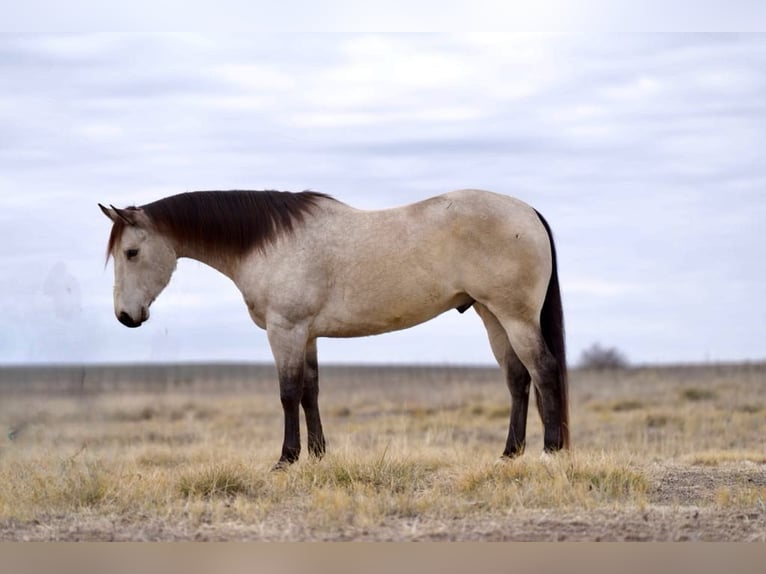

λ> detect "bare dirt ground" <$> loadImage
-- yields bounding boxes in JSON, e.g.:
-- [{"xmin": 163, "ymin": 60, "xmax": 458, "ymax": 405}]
[{"xmin": 0, "ymin": 362, "xmax": 764, "ymax": 541}]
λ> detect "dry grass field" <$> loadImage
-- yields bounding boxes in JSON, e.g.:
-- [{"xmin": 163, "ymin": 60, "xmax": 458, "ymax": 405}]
[{"xmin": 0, "ymin": 362, "xmax": 764, "ymax": 541}]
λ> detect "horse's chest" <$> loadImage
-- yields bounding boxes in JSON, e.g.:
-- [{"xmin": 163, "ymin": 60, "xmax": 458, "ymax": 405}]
[{"xmin": 244, "ymin": 297, "xmax": 267, "ymax": 329}]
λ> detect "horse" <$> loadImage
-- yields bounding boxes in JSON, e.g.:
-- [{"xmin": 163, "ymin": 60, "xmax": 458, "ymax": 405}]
[{"xmin": 99, "ymin": 189, "xmax": 569, "ymax": 469}]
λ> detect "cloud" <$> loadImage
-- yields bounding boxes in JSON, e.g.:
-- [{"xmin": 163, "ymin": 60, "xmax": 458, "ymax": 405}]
[{"xmin": 1, "ymin": 33, "xmax": 766, "ymax": 365}]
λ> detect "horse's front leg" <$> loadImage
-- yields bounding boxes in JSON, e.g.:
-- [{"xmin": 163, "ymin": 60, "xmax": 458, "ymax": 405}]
[
  {"xmin": 302, "ymin": 338, "xmax": 326, "ymax": 459},
  {"xmin": 267, "ymin": 322, "xmax": 308, "ymax": 470}
]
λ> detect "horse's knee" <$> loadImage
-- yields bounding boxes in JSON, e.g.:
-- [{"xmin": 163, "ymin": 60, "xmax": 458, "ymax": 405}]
[
  {"xmin": 533, "ymin": 351, "xmax": 560, "ymax": 391},
  {"xmin": 279, "ymin": 368, "xmax": 304, "ymax": 405},
  {"xmin": 300, "ymin": 382, "xmax": 319, "ymax": 410}
]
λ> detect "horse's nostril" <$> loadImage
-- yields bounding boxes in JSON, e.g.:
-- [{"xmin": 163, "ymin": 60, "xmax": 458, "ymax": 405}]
[{"xmin": 118, "ymin": 311, "xmax": 141, "ymax": 328}]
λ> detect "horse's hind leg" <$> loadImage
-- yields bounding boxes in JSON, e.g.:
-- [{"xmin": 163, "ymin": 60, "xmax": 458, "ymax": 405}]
[
  {"xmin": 474, "ymin": 303, "xmax": 531, "ymax": 458},
  {"xmin": 497, "ymin": 315, "xmax": 566, "ymax": 453},
  {"xmin": 302, "ymin": 338, "xmax": 326, "ymax": 459}
]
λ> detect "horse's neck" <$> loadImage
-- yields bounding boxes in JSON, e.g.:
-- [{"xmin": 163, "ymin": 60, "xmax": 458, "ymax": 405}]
[{"xmin": 172, "ymin": 238, "xmax": 241, "ymax": 281}]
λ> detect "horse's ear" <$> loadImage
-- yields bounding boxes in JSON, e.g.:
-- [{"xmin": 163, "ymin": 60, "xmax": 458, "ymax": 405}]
[
  {"xmin": 99, "ymin": 203, "xmax": 118, "ymax": 222},
  {"xmin": 99, "ymin": 203, "xmax": 141, "ymax": 226},
  {"xmin": 109, "ymin": 205, "xmax": 141, "ymax": 226}
]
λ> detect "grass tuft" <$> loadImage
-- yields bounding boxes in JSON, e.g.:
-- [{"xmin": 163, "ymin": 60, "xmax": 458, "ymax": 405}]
[
  {"xmin": 714, "ymin": 485, "xmax": 766, "ymax": 508},
  {"xmin": 455, "ymin": 454, "xmax": 649, "ymax": 510},
  {"xmin": 302, "ymin": 451, "xmax": 435, "ymax": 494},
  {"xmin": 58, "ymin": 461, "xmax": 112, "ymax": 508},
  {"xmin": 0, "ymin": 454, "xmax": 113, "ymax": 519},
  {"xmin": 176, "ymin": 463, "xmax": 257, "ymax": 498}
]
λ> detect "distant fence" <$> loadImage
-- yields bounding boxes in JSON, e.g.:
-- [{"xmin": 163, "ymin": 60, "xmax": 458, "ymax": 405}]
[
  {"xmin": 0, "ymin": 363, "xmax": 272, "ymax": 394},
  {"xmin": 0, "ymin": 363, "xmax": 500, "ymax": 395},
  {"xmin": 3, "ymin": 361, "xmax": 762, "ymax": 395}
]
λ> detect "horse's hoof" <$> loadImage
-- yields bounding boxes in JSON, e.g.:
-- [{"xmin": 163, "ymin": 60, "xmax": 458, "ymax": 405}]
[
  {"xmin": 271, "ymin": 460, "xmax": 291, "ymax": 472},
  {"xmin": 308, "ymin": 448, "xmax": 326, "ymax": 461},
  {"xmin": 500, "ymin": 448, "xmax": 525, "ymax": 460}
]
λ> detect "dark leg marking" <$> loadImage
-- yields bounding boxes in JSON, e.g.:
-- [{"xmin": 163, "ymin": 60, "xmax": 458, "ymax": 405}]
[
  {"xmin": 274, "ymin": 366, "xmax": 304, "ymax": 470},
  {"xmin": 535, "ymin": 350, "xmax": 566, "ymax": 452},
  {"xmin": 503, "ymin": 355, "xmax": 532, "ymax": 458},
  {"xmin": 302, "ymin": 340, "xmax": 326, "ymax": 459}
]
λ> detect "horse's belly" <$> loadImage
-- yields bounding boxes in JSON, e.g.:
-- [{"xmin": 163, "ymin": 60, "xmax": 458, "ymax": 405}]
[{"xmin": 313, "ymin": 290, "xmax": 472, "ymax": 338}]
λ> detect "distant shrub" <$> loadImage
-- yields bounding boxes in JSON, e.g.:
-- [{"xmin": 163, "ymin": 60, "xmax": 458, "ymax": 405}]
[
  {"xmin": 681, "ymin": 388, "xmax": 717, "ymax": 402},
  {"xmin": 579, "ymin": 343, "xmax": 629, "ymax": 370},
  {"xmin": 610, "ymin": 399, "xmax": 644, "ymax": 412}
]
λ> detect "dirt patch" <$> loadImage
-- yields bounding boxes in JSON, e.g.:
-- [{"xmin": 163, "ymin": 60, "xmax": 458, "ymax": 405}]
[
  {"xmin": 432, "ymin": 507, "xmax": 765, "ymax": 542},
  {"xmin": 650, "ymin": 463, "xmax": 766, "ymax": 506},
  {"xmin": 1, "ymin": 507, "xmax": 763, "ymax": 542}
]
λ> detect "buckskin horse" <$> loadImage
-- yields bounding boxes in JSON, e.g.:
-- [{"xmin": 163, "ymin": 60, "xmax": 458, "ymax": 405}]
[{"xmin": 99, "ymin": 189, "xmax": 569, "ymax": 469}]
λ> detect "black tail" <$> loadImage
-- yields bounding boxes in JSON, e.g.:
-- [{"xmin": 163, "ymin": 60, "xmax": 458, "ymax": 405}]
[{"xmin": 534, "ymin": 210, "xmax": 570, "ymax": 449}]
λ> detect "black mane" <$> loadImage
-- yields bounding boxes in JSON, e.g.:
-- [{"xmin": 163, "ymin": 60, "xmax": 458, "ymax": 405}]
[{"xmin": 107, "ymin": 190, "xmax": 333, "ymax": 259}]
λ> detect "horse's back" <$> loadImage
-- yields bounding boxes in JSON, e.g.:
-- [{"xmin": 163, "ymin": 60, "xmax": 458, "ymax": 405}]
[
  {"xmin": 299, "ymin": 190, "xmax": 552, "ymax": 336},
  {"xmin": 408, "ymin": 189, "xmax": 544, "ymax": 240},
  {"xmin": 411, "ymin": 189, "xmax": 551, "ymax": 269},
  {"xmin": 425, "ymin": 188, "xmax": 533, "ymax": 213}
]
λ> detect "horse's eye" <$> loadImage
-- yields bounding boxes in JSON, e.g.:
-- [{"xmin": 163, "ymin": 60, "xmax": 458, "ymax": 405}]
[{"xmin": 126, "ymin": 249, "xmax": 139, "ymax": 260}]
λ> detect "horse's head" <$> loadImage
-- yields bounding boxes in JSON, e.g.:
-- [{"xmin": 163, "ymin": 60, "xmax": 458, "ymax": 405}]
[{"xmin": 99, "ymin": 204, "xmax": 177, "ymax": 328}]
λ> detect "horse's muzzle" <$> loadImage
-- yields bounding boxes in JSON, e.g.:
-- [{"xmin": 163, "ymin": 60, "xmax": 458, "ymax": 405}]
[{"xmin": 118, "ymin": 311, "xmax": 143, "ymax": 328}]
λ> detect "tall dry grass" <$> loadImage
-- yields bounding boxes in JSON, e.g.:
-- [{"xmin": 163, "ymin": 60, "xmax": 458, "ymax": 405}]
[{"xmin": 0, "ymin": 363, "xmax": 764, "ymax": 539}]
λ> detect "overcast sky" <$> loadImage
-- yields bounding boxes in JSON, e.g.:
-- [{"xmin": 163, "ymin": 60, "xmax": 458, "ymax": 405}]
[{"xmin": 1, "ymin": 33, "xmax": 765, "ymax": 366}]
